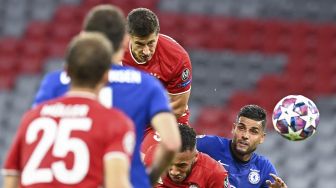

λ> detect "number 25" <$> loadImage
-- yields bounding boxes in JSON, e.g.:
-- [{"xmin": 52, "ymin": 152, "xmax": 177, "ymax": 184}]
[{"xmin": 22, "ymin": 117, "xmax": 92, "ymax": 186}]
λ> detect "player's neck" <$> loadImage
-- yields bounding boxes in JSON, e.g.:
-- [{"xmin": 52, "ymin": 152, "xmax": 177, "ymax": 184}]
[{"xmin": 68, "ymin": 87, "xmax": 98, "ymax": 99}]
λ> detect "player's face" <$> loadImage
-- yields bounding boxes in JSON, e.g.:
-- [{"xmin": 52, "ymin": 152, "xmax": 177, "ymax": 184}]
[
  {"xmin": 232, "ymin": 117, "xmax": 265, "ymax": 157},
  {"xmin": 130, "ymin": 32, "xmax": 158, "ymax": 63},
  {"xmin": 168, "ymin": 150, "xmax": 197, "ymax": 183}
]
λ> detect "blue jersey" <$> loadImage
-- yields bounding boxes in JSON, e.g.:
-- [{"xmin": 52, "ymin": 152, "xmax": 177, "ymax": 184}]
[
  {"xmin": 33, "ymin": 65, "xmax": 171, "ymax": 188},
  {"xmin": 196, "ymin": 135, "xmax": 277, "ymax": 188}
]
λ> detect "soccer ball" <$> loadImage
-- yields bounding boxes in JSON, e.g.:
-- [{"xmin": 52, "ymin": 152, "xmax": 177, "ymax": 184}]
[{"xmin": 272, "ymin": 95, "xmax": 320, "ymax": 141}]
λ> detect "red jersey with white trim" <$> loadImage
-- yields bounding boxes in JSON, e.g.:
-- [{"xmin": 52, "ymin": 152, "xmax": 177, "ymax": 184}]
[
  {"xmin": 123, "ymin": 34, "xmax": 192, "ymax": 95},
  {"xmin": 145, "ymin": 149, "xmax": 230, "ymax": 188},
  {"xmin": 2, "ymin": 94, "xmax": 135, "ymax": 188},
  {"xmin": 123, "ymin": 34, "xmax": 192, "ymax": 125}
]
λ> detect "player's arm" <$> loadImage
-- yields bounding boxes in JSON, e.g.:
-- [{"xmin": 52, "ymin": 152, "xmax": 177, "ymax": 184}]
[
  {"xmin": 33, "ymin": 72, "xmax": 59, "ymax": 106},
  {"xmin": 3, "ymin": 175, "xmax": 19, "ymax": 188},
  {"xmin": 104, "ymin": 111, "xmax": 135, "ymax": 188},
  {"xmin": 104, "ymin": 154, "xmax": 131, "ymax": 188},
  {"xmin": 167, "ymin": 53, "xmax": 192, "ymax": 122},
  {"xmin": 266, "ymin": 174, "xmax": 287, "ymax": 188},
  {"xmin": 168, "ymin": 90, "xmax": 190, "ymax": 119},
  {"xmin": 147, "ymin": 112, "xmax": 181, "ymax": 185}
]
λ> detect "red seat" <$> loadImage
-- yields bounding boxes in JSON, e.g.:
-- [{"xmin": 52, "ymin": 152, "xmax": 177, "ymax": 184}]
[
  {"xmin": 18, "ymin": 55, "xmax": 43, "ymax": 74},
  {"xmin": 0, "ymin": 55, "xmax": 18, "ymax": 74},
  {"xmin": 25, "ymin": 21, "xmax": 50, "ymax": 40},
  {"xmin": 46, "ymin": 41, "xmax": 68, "ymax": 58},
  {"xmin": 54, "ymin": 5, "xmax": 80, "ymax": 23},
  {"xmin": 49, "ymin": 22, "xmax": 80, "ymax": 42},
  {"xmin": 20, "ymin": 39, "xmax": 46, "ymax": 58},
  {"xmin": 0, "ymin": 38, "xmax": 20, "ymax": 57}
]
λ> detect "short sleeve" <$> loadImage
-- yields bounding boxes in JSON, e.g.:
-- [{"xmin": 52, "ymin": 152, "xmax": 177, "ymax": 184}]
[
  {"xmin": 261, "ymin": 161, "xmax": 278, "ymax": 188},
  {"xmin": 33, "ymin": 71, "xmax": 69, "ymax": 107},
  {"xmin": 104, "ymin": 110, "xmax": 135, "ymax": 160},
  {"xmin": 166, "ymin": 53, "xmax": 192, "ymax": 94},
  {"xmin": 196, "ymin": 135, "xmax": 218, "ymax": 154},
  {"xmin": 148, "ymin": 76, "xmax": 171, "ymax": 118},
  {"xmin": 2, "ymin": 114, "xmax": 29, "ymax": 175}
]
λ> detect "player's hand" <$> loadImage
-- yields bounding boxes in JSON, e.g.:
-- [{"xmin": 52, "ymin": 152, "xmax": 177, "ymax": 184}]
[{"xmin": 266, "ymin": 173, "xmax": 287, "ymax": 188}]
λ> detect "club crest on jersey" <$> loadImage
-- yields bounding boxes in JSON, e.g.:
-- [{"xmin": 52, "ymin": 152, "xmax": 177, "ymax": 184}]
[
  {"xmin": 248, "ymin": 170, "xmax": 260, "ymax": 184},
  {"xmin": 189, "ymin": 184, "xmax": 198, "ymax": 188},
  {"xmin": 224, "ymin": 176, "xmax": 229, "ymax": 188},
  {"xmin": 181, "ymin": 68, "xmax": 190, "ymax": 81}
]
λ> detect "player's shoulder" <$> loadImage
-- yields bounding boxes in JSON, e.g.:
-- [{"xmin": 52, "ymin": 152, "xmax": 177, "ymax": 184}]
[
  {"xmin": 158, "ymin": 34, "xmax": 189, "ymax": 56},
  {"xmin": 252, "ymin": 152, "xmax": 276, "ymax": 170},
  {"xmin": 198, "ymin": 152, "xmax": 225, "ymax": 171},
  {"xmin": 43, "ymin": 69, "xmax": 69, "ymax": 85},
  {"xmin": 197, "ymin": 135, "xmax": 228, "ymax": 144}
]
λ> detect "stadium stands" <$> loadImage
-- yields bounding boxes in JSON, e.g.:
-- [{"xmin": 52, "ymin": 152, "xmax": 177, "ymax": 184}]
[{"xmin": 0, "ymin": 0, "xmax": 335, "ymax": 187}]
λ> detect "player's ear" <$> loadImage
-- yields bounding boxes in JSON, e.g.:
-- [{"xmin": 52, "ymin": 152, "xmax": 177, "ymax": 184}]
[{"xmin": 101, "ymin": 70, "xmax": 109, "ymax": 84}]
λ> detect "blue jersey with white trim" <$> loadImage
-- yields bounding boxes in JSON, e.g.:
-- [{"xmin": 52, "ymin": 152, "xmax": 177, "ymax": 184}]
[
  {"xmin": 196, "ymin": 135, "xmax": 277, "ymax": 188},
  {"xmin": 33, "ymin": 65, "xmax": 171, "ymax": 188}
]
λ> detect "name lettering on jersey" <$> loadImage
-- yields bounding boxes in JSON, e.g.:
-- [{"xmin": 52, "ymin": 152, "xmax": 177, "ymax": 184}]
[
  {"xmin": 248, "ymin": 169, "xmax": 260, "ymax": 184},
  {"xmin": 109, "ymin": 70, "xmax": 141, "ymax": 84},
  {"xmin": 41, "ymin": 103, "xmax": 89, "ymax": 117}
]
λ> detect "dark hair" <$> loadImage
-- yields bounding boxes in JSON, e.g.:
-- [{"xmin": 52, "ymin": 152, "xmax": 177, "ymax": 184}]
[
  {"xmin": 178, "ymin": 124, "xmax": 196, "ymax": 152},
  {"xmin": 83, "ymin": 5, "xmax": 125, "ymax": 51},
  {"xmin": 126, "ymin": 8, "xmax": 160, "ymax": 37},
  {"xmin": 66, "ymin": 32, "xmax": 112, "ymax": 88},
  {"xmin": 237, "ymin": 104, "xmax": 267, "ymax": 130}
]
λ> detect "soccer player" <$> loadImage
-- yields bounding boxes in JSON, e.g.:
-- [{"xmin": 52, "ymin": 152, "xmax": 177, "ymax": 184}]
[
  {"xmin": 197, "ymin": 104, "xmax": 287, "ymax": 188},
  {"xmin": 32, "ymin": 5, "xmax": 181, "ymax": 188},
  {"xmin": 123, "ymin": 8, "xmax": 192, "ymax": 153},
  {"xmin": 145, "ymin": 124, "xmax": 230, "ymax": 188},
  {"xmin": 2, "ymin": 33, "xmax": 135, "ymax": 188}
]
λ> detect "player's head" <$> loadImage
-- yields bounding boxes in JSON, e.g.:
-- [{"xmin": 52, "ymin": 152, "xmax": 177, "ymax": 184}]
[
  {"xmin": 65, "ymin": 32, "xmax": 112, "ymax": 89},
  {"xmin": 168, "ymin": 124, "xmax": 197, "ymax": 183},
  {"xmin": 83, "ymin": 4, "xmax": 127, "ymax": 63},
  {"xmin": 126, "ymin": 8, "xmax": 160, "ymax": 63},
  {"xmin": 231, "ymin": 105, "xmax": 266, "ymax": 159}
]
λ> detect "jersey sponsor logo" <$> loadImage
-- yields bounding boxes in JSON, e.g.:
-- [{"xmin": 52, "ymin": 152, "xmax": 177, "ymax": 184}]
[
  {"xmin": 248, "ymin": 170, "xmax": 260, "ymax": 184},
  {"xmin": 224, "ymin": 176, "xmax": 229, "ymax": 188},
  {"xmin": 181, "ymin": 68, "xmax": 190, "ymax": 81}
]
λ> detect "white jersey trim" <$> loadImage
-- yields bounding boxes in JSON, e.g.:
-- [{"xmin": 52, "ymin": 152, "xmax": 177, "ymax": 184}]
[
  {"xmin": 104, "ymin": 151, "xmax": 129, "ymax": 161},
  {"xmin": 1, "ymin": 169, "xmax": 20, "ymax": 176},
  {"xmin": 167, "ymin": 87, "xmax": 191, "ymax": 96}
]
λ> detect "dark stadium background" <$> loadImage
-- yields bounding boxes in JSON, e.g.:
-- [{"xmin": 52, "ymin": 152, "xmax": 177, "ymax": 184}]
[{"xmin": 0, "ymin": 0, "xmax": 335, "ymax": 187}]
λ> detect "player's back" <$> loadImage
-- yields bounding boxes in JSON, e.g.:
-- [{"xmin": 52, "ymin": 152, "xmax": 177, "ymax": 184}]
[
  {"xmin": 4, "ymin": 95, "xmax": 134, "ymax": 188},
  {"xmin": 33, "ymin": 65, "xmax": 171, "ymax": 187}
]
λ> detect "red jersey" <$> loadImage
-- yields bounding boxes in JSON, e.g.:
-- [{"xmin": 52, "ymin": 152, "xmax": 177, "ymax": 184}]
[
  {"xmin": 2, "ymin": 93, "xmax": 135, "ymax": 188},
  {"xmin": 145, "ymin": 148, "xmax": 230, "ymax": 188},
  {"xmin": 123, "ymin": 34, "xmax": 192, "ymax": 124}
]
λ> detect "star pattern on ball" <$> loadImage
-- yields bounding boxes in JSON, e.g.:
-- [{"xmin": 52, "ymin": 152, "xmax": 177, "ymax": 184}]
[
  {"xmin": 300, "ymin": 108, "xmax": 319, "ymax": 128},
  {"xmin": 277, "ymin": 103, "xmax": 300, "ymax": 125},
  {"xmin": 284, "ymin": 127, "xmax": 304, "ymax": 141}
]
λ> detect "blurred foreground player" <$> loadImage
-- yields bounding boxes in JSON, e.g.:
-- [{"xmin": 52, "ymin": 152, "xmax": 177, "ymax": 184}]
[
  {"xmin": 197, "ymin": 105, "xmax": 287, "ymax": 188},
  {"xmin": 2, "ymin": 33, "xmax": 135, "ymax": 188},
  {"xmin": 145, "ymin": 125, "xmax": 230, "ymax": 188},
  {"xmin": 123, "ymin": 8, "xmax": 192, "ymax": 153},
  {"xmin": 32, "ymin": 5, "xmax": 181, "ymax": 187}
]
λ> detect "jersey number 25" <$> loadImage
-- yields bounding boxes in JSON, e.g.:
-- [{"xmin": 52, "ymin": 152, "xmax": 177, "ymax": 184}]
[{"xmin": 22, "ymin": 117, "xmax": 92, "ymax": 186}]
